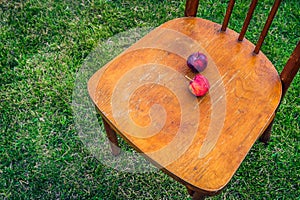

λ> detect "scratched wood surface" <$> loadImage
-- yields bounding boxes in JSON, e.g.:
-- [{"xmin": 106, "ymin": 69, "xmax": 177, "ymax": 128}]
[{"xmin": 88, "ymin": 18, "xmax": 282, "ymax": 193}]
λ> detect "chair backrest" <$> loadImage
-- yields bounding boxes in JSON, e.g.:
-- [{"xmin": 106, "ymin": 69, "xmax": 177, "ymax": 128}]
[{"xmin": 184, "ymin": 0, "xmax": 299, "ymax": 99}]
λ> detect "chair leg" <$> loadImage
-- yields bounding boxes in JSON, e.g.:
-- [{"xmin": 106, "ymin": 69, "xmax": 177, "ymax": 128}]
[
  {"xmin": 186, "ymin": 187, "xmax": 195, "ymax": 196},
  {"xmin": 186, "ymin": 186, "xmax": 206, "ymax": 200},
  {"xmin": 192, "ymin": 192, "xmax": 206, "ymax": 200},
  {"xmin": 259, "ymin": 119, "xmax": 274, "ymax": 144},
  {"xmin": 102, "ymin": 119, "xmax": 121, "ymax": 156}
]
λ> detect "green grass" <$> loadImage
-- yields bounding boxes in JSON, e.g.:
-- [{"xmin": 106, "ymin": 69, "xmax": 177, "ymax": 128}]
[{"xmin": 0, "ymin": 0, "xmax": 299, "ymax": 199}]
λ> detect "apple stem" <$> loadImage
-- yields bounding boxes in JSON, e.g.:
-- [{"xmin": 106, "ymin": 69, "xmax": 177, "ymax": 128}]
[{"xmin": 184, "ymin": 75, "xmax": 193, "ymax": 82}]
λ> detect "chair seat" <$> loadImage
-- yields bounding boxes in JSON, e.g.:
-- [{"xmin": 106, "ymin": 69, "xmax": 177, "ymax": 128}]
[{"xmin": 88, "ymin": 17, "xmax": 282, "ymax": 192}]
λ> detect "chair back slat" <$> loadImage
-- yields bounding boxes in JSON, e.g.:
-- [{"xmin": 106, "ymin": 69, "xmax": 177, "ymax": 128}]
[
  {"xmin": 280, "ymin": 41, "xmax": 300, "ymax": 98},
  {"xmin": 221, "ymin": 0, "xmax": 236, "ymax": 31},
  {"xmin": 254, "ymin": 0, "xmax": 282, "ymax": 54},
  {"xmin": 183, "ymin": 0, "xmax": 298, "ymax": 95},
  {"xmin": 238, "ymin": 0, "xmax": 258, "ymax": 41},
  {"xmin": 184, "ymin": 0, "xmax": 199, "ymax": 17}
]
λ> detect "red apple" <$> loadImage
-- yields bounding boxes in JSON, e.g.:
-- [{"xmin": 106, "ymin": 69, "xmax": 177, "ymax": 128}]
[
  {"xmin": 186, "ymin": 74, "xmax": 210, "ymax": 97},
  {"xmin": 187, "ymin": 52, "xmax": 208, "ymax": 73}
]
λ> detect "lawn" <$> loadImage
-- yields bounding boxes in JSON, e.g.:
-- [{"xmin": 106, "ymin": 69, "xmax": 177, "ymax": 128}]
[{"xmin": 0, "ymin": 0, "xmax": 299, "ymax": 199}]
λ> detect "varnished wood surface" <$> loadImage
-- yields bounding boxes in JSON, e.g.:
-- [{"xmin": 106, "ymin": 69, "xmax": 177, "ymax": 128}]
[
  {"xmin": 184, "ymin": 0, "xmax": 199, "ymax": 17},
  {"xmin": 221, "ymin": 0, "xmax": 235, "ymax": 32},
  {"xmin": 88, "ymin": 17, "xmax": 282, "ymax": 193},
  {"xmin": 280, "ymin": 40, "xmax": 300, "ymax": 97},
  {"xmin": 102, "ymin": 115, "xmax": 121, "ymax": 156},
  {"xmin": 254, "ymin": 0, "xmax": 282, "ymax": 54},
  {"xmin": 238, "ymin": 0, "xmax": 258, "ymax": 41}
]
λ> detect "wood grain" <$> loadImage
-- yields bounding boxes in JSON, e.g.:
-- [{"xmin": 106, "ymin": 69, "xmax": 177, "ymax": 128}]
[{"xmin": 88, "ymin": 17, "xmax": 282, "ymax": 194}]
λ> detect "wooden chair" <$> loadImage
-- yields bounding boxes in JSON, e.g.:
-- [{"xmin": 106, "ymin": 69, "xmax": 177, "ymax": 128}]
[{"xmin": 88, "ymin": 0, "xmax": 299, "ymax": 199}]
